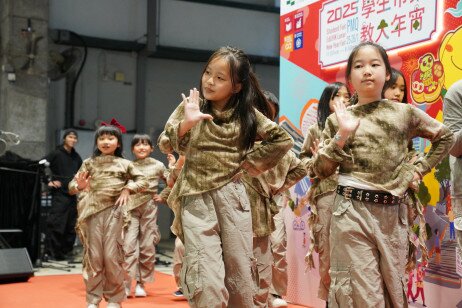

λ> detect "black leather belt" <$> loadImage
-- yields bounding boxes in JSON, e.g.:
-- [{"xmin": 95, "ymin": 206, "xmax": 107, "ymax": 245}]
[{"xmin": 336, "ymin": 185, "xmax": 402, "ymax": 205}]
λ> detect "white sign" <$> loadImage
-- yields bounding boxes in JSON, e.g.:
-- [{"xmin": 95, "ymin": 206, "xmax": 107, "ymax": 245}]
[{"xmin": 319, "ymin": 0, "xmax": 439, "ymax": 67}]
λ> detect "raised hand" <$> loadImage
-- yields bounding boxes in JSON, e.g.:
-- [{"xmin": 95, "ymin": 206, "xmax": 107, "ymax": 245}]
[
  {"xmin": 179, "ymin": 88, "xmax": 213, "ymax": 137},
  {"xmin": 75, "ymin": 171, "xmax": 91, "ymax": 191},
  {"xmin": 333, "ymin": 100, "xmax": 360, "ymax": 135}
]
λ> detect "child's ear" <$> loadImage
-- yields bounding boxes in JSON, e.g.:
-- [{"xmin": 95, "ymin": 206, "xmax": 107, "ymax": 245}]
[
  {"xmin": 234, "ymin": 83, "xmax": 242, "ymax": 93},
  {"xmin": 385, "ymin": 71, "xmax": 391, "ymax": 81}
]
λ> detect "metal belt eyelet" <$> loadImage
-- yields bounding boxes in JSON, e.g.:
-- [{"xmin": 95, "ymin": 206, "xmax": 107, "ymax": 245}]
[{"xmin": 343, "ymin": 186, "xmax": 354, "ymax": 200}]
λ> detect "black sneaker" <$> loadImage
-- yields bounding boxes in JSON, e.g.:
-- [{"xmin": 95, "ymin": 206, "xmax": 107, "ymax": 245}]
[{"xmin": 173, "ymin": 289, "xmax": 184, "ymax": 297}]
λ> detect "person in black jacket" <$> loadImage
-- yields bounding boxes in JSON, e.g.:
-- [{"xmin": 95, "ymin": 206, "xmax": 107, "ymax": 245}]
[{"xmin": 44, "ymin": 129, "xmax": 82, "ymax": 260}]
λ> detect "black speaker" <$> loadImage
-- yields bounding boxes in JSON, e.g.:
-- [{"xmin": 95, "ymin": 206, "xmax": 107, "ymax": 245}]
[{"xmin": 0, "ymin": 248, "xmax": 34, "ymax": 283}]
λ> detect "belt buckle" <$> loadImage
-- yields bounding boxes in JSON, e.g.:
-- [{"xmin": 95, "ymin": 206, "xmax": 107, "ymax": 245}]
[
  {"xmin": 343, "ymin": 186, "xmax": 354, "ymax": 200},
  {"xmin": 356, "ymin": 189, "xmax": 363, "ymax": 201}
]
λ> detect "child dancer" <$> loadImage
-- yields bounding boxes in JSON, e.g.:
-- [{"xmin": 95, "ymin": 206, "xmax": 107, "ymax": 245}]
[
  {"xmin": 383, "ymin": 67, "xmax": 407, "ymax": 103},
  {"xmin": 242, "ymin": 91, "xmax": 307, "ymax": 307},
  {"xmin": 312, "ymin": 42, "xmax": 453, "ymax": 307},
  {"xmin": 69, "ymin": 124, "xmax": 148, "ymax": 308},
  {"xmin": 383, "ymin": 67, "xmax": 429, "ymax": 271},
  {"xmin": 123, "ymin": 134, "xmax": 167, "ymax": 297},
  {"xmin": 300, "ymin": 82, "xmax": 350, "ymax": 302},
  {"xmin": 158, "ymin": 46, "xmax": 293, "ymax": 307}
]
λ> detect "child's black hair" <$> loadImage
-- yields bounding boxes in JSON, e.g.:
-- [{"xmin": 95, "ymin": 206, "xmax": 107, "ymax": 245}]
[
  {"xmin": 199, "ymin": 46, "xmax": 272, "ymax": 151},
  {"xmin": 317, "ymin": 82, "xmax": 349, "ymax": 130},
  {"xmin": 131, "ymin": 134, "xmax": 153, "ymax": 150},
  {"xmin": 382, "ymin": 67, "xmax": 408, "ymax": 104}
]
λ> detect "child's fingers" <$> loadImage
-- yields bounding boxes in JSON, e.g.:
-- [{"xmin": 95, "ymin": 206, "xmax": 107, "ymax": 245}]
[
  {"xmin": 181, "ymin": 93, "xmax": 187, "ymax": 103},
  {"xmin": 200, "ymin": 114, "xmax": 214, "ymax": 121}
]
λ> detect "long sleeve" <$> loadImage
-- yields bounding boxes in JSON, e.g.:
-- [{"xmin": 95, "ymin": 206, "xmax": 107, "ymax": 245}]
[
  {"xmin": 300, "ymin": 123, "xmax": 322, "ymax": 178},
  {"xmin": 158, "ymin": 102, "xmax": 191, "ymax": 155},
  {"xmin": 410, "ymin": 106, "xmax": 454, "ymax": 177},
  {"xmin": 311, "ymin": 100, "xmax": 453, "ymax": 196},
  {"xmin": 301, "ymin": 123, "xmax": 339, "ymax": 201},
  {"xmin": 240, "ymin": 110, "xmax": 294, "ymax": 176},
  {"xmin": 124, "ymin": 162, "xmax": 149, "ymax": 193},
  {"xmin": 312, "ymin": 115, "xmax": 351, "ymax": 179},
  {"xmin": 69, "ymin": 159, "xmax": 89, "ymax": 195},
  {"xmin": 273, "ymin": 152, "xmax": 307, "ymax": 195},
  {"xmin": 443, "ymin": 80, "xmax": 462, "ymax": 157}
]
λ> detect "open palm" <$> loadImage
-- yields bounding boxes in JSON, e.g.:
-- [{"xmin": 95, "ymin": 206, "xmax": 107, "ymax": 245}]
[
  {"xmin": 333, "ymin": 100, "xmax": 360, "ymax": 134},
  {"xmin": 183, "ymin": 88, "xmax": 213, "ymax": 124}
]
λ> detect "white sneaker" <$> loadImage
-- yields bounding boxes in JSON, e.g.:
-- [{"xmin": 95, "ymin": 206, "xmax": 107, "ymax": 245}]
[
  {"xmin": 134, "ymin": 283, "xmax": 147, "ymax": 297},
  {"xmin": 87, "ymin": 304, "xmax": 98, "ymax": 308},
  {"xmin": 124, "ymin": 281, "xmax": 131, "ymax": 297},
  {"xmin": 107, "ymin": 303, "xmax": 121, "ymax": 308},
  {"xmin": 272, "ymin": 296, "xmax": 288, "ymax": 308}
]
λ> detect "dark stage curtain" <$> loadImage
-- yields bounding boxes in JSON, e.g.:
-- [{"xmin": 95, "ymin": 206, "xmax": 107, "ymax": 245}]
[{"xmin": 0, "ymin": 151, "xmax": 41, "ymax": 263}]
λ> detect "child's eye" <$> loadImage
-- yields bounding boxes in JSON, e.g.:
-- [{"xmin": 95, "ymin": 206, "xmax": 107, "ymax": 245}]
[{"xmin": 354, "ymin": 64, "xmax": 362, "ymax": 69}]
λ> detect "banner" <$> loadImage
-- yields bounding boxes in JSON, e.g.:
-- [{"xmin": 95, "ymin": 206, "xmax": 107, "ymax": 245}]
[{"xmin": 280, "ymin": 0, "xmax": 462, "ymax": 307}]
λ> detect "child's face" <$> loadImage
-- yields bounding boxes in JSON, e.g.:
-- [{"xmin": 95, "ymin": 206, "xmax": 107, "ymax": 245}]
[
  {"xmin": 132, "ymin": 141, "xmax": 153, "ymax": 159},
  {"xmin": 201, "ymin": 57, "xmax": 241, "ymax": 110},
  {"xmin": 349, "ymin": 46, "xmax": 390, "ymax": 101},
  {"xmin": 384, "ymin": 75, "xmax": 405, "ymax": 103},
  {"xmin": 329, "ymin": 86, "xmax": 351, "ymax": 111},
  {"xmin": 97, "ymin": 133, "xmax": 119, "ymax": 156}
]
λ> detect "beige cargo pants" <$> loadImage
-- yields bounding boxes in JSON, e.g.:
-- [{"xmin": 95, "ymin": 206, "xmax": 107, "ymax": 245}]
[
  {"xmin": 329, "ymin": 194, "xmax": 408, "ymax": 308},
  {"xmin": 313, "ymin": 191, "xmax": 335, "ymax": 301},
  {"xmin": 253, "ymin": 235, "xmax": 272, "ymax": 307},
  {"xmin": 123, "ymin": 199, "xmax": 160, "ymax": 284},
  {"xmin": 181, "ymin": 181, "xmax": 256, "ymax": 308},
  {"xmin": 83, "ymin": 206, "xmax": 125, "ymax": 305},
  {"xmin": 269, "ymin": 194, "xmax": 288, "ymax": 297},
  {"xmin": 173, "ymin": 237, "xmax": 185, "ymax": 289}
]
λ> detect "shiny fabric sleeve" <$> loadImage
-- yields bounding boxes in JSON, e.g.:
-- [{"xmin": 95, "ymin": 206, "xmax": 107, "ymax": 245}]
[
  {"xmin": 158, "ymin": 102, "xmax": 191, "ymax": 155},
  {"xmin": 159, "ymin": 186, "xmax": 171, "ymax": 202},
  {"xmin": 240, "ymin": 109, "xmax": 294, "ymax": 176},
  {"xmin": 68, "ymin": 159, "xmax": 90, "ymax": 195},
  {"xmin": 312, "ymin": 115, "xmax": 352, "ymax": 179},
  {"xmin": 300, "ymin": 124, "xmax": 321, "ymax": 178},
  {"xmin": 409, "ymin": 105, "xmax": 454, "ymax": 177},
  {"xmin": 124, "ymin": 162, "xmax": 149, "ymax": 193},
  {"xmin": 274, "ymin": 152, "xmax": 307, "ymax": 195}
]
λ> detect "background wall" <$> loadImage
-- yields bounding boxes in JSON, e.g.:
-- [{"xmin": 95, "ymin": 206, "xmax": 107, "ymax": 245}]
[{"xmin": 42, "ymin": 0, "xmax": 280, "ymax": 239}]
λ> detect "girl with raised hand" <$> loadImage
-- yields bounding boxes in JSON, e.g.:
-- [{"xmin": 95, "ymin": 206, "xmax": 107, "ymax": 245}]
[
  {"xmin": 312, "ymin": 42, "xmax": 453, "ymax": 307},
  {"xmin": 158, "ymin": 46, "xmax": 293, "ymax": 308}
]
